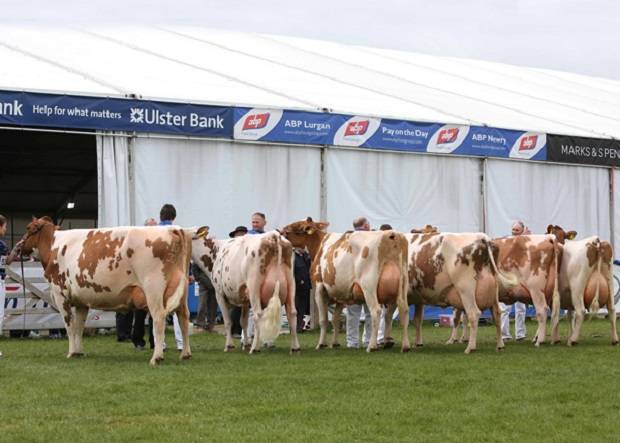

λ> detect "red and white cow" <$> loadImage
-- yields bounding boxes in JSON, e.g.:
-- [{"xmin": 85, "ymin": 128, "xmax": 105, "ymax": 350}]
[
  {"xmin": 7, "ymin": 217, "xmax": 192, "ymax": 366},
  {"xmin": 407, "ymin": 231, "xmax": 518, "ymax": 353},
  {"xmin": 281, "ymin": 218, "xmax": 410, "ymax": 352},
  {"xmin": 191, "ymin": 228, "xmax": 300, "ymax": 354},
  {"xmin": 451, "ymin": 234, "xmax": 561, "ymax": 347},
  {"xmin": 547, "ymin": 225, "xmax": 618, "ymax": 346}
]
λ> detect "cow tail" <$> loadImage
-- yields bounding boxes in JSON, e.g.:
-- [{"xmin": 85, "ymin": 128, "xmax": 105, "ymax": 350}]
[
  {"xmin": 589, "ymin": 239, "xmax": 602, "ymax": 316},
  {"xmin": 550, "ymin": 240, "xmax": 561, "ymax": 330},
  {"xmin": 258, "ymin": 235, "xmax": 283, "ymax": 345},
  {"xmin": 486, "ymin": 241, "xmax": 518, "ymax": 288}
]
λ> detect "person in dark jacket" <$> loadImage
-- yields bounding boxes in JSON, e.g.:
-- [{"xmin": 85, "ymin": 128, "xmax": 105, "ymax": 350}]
[
  {"xmin": 293, "ymin": 247, "xmax": 311, "ymax": 332},
  {"xmin": 192, "ymin": 262, "xmax": 217, "ymax": 332}
]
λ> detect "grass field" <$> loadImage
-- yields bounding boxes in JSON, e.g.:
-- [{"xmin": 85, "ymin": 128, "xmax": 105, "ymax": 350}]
[{"xmin": 1, "ymin": 318, "xmax": 619, "ymax": 442}]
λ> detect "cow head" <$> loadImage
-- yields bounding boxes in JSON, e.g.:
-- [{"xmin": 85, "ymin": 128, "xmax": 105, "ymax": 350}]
[
  {"xmin": 546, "ymin": 224, "xmax": 577, "ymax": 244},
  {"xmin": 410, "ymin": 224, "xmax": 439, "ymax": 234},
  {"xmin": 281, "ymin": 217, "xmax": 329, "ymax": 258},
  {"xmin": 7, "ymin": 216, "xmax": 56, "ymax": 264}
]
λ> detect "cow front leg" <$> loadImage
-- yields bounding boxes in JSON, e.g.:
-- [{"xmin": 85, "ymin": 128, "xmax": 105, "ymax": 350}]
[
  {"xmin": 216, "ymin": 292, "xmax": 235, "ymax": 352},
  {"xmin": 70, "ymin": 306, "xmax": 89, "ymax": 357},
  {"xmin": 397, "ymin": 298, "xmax": 410, "ymax": 352},
  {"xmin": 315, "ymin": 284, "xmax": 329, "ymax": 350},
  {"xmin": 175, "ymin": 299, "xmax": 192, "ymax": 360},
  {"xmin": 331, "ymin": 304, "xmax": 343, "ymax": 348},
  {"xmin": 240, "ymin": 304, "xmax": 251, "ymax": 351},
  {"xmin": 411, "ymin": 303, "xmax": 424, "ymax": 347},
  {"xmin": 54, "ymin": 293, "xmax": 76, "ymax": 358},
  {"xmin": 447, "ymin": 309, "xmax": 462, "ymax": 345}
]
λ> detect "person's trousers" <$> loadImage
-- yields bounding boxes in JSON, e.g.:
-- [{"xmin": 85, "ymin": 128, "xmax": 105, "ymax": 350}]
[
  {"xmin": 132, "ymin": 309, "xmax": 154, "ymax": 348},
  {"xmin": 0, "ymin": 279, "xmax": 5, "ymax": 335},
  {"xmin": 116, "ymin": 311, "xmax": 133, "ymax": 341},
  {"xmin": 346, "ymin": 304, "xmax": 385, "ymax": 348},
  {"xmin": 172, "ymin": 313, "xmax": 184, "ymax": 350},
  {"xmin": 230, "ymin": 306, "xmax": 242, "ymax": 335},
  {"xmin": 195, "ymin": 285, "xmax": 218, "ymax": 329},
  {"xmin": 500, "ymin": 302, "xmax": 527, "ymax": 340}
]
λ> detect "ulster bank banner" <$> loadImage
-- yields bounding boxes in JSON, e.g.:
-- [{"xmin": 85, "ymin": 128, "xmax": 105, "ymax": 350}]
[
  {"xmin": 0, "ymin": 90, "xmax": 233, "ymax": 137},
  {"xmin": 234, "ymin": 108, "xmax": 547, "ymax": 161}
]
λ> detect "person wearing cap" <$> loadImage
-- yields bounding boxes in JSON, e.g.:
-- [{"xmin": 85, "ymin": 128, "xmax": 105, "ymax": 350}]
[
  {"xmin": 229, "ymin": 225, "xmax": 248, "ymax": 238},
  {"xmin": 229, "ymin": 225, "xmax": 248, "ymax": 338}
]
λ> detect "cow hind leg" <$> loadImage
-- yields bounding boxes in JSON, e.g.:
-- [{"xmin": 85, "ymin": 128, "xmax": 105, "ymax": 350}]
[
  {"xmin": 607, "ymin": 293, "xmax": 619, "ymax": 345},
  {"xmin": 383, "ymin": 303, "xmax": 396, "ymax": 349},
  {"xmin": 454, "ymin": 281, "xmax": 480, "ymax": 354},
  {"xmin": 491, "ymin": 303, "xmax": 504, "ymax": 351},
  {"xmin": 175, "ymin": 297, "xmax": 192, "ymax": 360},
  {"xmin": 54, "ymin": 293, "xmax": 77, "ymax": 358},
  {"xmin": 529, "ymin": 290, "xmax": 548, "ymax": 347},
  {"xmin": 240, "ymin": 304, "xmax": 251, "ymax": 351},
  {"xmin": 362, "ymin": 287, "xmax": 381, "ymax": 352},
  {"xmin": 284, "ymin": 273, "xmax": 300, "ymax": 354},
  {"xmin": 568, "ymin": 283, "xmax": 588, "ymax": 346},
  {"xmin": 331, "ymin": 304, "xmax": 343, "ymax": 348},
  {"xmin": 149, "ymin": 309, "xmax": 167, "ymax": 366}
]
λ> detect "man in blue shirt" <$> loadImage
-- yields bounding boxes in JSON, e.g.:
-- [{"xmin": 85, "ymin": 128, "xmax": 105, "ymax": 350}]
[{"xmin": 249, "ymin": 212, "xmax": 267, "ymax": 234}]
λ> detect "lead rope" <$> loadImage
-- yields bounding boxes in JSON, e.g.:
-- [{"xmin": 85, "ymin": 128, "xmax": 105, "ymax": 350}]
[{"xmin": 20, "ymin": 253, "xmax": 27, "ymax": 334}]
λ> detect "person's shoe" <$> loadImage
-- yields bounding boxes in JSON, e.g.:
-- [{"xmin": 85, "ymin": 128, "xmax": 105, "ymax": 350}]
[
  {"xmin": 134, "ymin": 345, "xmax": 145, "ymax": 351},
  {"xmin": 502, "ymin": 336, "xmax": 513, "ymax": 341},
  {"xmin": 516, "ymin": 336, "xmax": 526, "ymax": 342},
  {"xmin": 232, "ymin": 333, "xmax": 242, "ymax": 339}
]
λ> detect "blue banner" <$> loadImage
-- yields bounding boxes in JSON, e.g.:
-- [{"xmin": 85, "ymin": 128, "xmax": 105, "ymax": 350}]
[{"xmin": 0, "ymin": 90, "xmax": 232, "ymax": 137}]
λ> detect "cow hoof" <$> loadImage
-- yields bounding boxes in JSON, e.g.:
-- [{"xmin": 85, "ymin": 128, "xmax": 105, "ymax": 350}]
[
  {"xmin": 366, "ymin": 347, "xmax": 378, "ymax": 353},
  {"xmin": 316, "ymin": 344, "xmax": 328, "ymax": 350},
  {"xmin": 401, "ymin": 346, "xmax": 411, "ymax": 353},
  {"xmin": 244, "ymin": 344, "xmax": 252, "ymax": 352},
  {"xmin": 383, "ymin": 341, "xmax": 395, "ymax": 349},
  {"xmin": 331, "ymin": 343, "xmax": 341, "ymax": 348},
  {"xmin": 497, "ymin": 346, "xmax": 505, "ymax": 352},
  {"xmin": 224, "ymin": 345, "xmax": 235, "ymax": 352},
  {"xmin": 250, "ymin": 349, "xmax": 260, "ymax": 354},
  {"xmin": 445, "ymin": 340, "xmax": 455, "ymax": 345},
  {"xmin": 290, "ymin": 348, "xmax": 301, "ymax": 355},
  {"xmin": 180, "ymin": 353, "xmax": 192, "ymax": 360},
  {"xmin": 67, "ymin": 352, "xmax": 84, "ymax": 358},
  {"xmin": 464, "ymin": 348, "xmax": 476, "ymax": 354},
  {"xmin": 568, "ymin": 341, "xmax": 578, "ymax": 347},
  {"xmin": 612, "ymin": 340, "xmax": 619, "ymax": 346},
  {"xmin": 415, "ymin": 344, "xmax": 424, "ymax": 348},
  {"xmin": 551, "ymin": 340, "xmax": 561, "ymax": 345}
]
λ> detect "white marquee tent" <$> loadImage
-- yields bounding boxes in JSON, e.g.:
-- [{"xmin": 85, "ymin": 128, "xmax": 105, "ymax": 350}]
[{"xmin": 1, "ymin": 25, "xmax": 618, "ymax": 254}]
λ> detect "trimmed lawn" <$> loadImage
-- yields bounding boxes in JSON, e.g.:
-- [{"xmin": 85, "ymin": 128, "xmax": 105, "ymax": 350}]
[{"xmin": 1, "ymin": 318, "xmax": 619, "ymax": 442}]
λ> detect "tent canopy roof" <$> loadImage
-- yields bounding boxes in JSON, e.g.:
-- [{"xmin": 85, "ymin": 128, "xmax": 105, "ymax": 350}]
[{"xmin": 1, "ymin": 25, "xmax": 619, "ymax": 139}]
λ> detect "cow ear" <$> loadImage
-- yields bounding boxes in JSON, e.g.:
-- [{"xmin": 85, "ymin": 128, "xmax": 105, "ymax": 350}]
[
  {"xmin": 195, "ymin": 226, "xmax": 209, "ymax": 239},
  {"xmin": 41, "ymin": 216, "xmax": 54, "ymax": 223},
  {"xmin": 32, "ymin": 215, "xmax": 37, "ymax": 222},
  {"xmin": 546, "ymin": 224, "xmax": 554, "ymax": 234},
  {"xmin": 567, "ymin": 231, "xmax": 577, "ymax": 240},
  {"xmin": 317, "ymin": 222, "xmax": 329, "ymax": 231}
]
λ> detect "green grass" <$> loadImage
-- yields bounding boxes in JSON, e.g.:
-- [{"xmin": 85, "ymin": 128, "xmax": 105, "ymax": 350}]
[{"xmin": 1, "ymin": 318, "xmax": 619, "ymax": 442}]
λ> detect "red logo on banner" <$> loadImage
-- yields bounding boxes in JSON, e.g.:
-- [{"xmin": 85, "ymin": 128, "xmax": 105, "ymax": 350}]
[
  {"xmin": 519, "ymin": 135, "xmax": 538, "ymax": 151},
  {"xmin": 242, "ymin": 113, "xmax": 270, "ymax": 130},
  {"xmin": 344, "ymin": 120, "xmax": 369, "ymax": 136},
  {"xmin": 437, "ymin": 128, "xmax": 459, "ymax": 144}
]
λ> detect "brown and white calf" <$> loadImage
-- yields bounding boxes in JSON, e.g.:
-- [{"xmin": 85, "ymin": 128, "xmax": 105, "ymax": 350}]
[
  {"xmin": 451, "ymin": 234, "xmax": 561, "ymax": 347},
  {"xmin": 281, "ymin": 218, "xmax": 410, "ymax": 352},
  {"xmin": 191, "ymin": 228, "xmax": 300, "ymax": 354},
  {"xmin": 407, "ymin": 232, "xmax": 518, "ymax": 353},
  {"xmin": 7, "ymin": 217, "xmax": 192, "ymax": 366},
  {"xmin": 547, "ymin": 225, "xmax": 618, "ymax": 346}
]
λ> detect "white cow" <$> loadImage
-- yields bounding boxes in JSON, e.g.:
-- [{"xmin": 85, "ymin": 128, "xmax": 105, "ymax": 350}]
[
  {"xmin": 191, "ymin": 228, "xmax": 300, "ymax": 354},
  {"xmin": 281, "ymin": 218, "xmax": 410, "ymax": 353},
  {"xmin": 7, "ymin": 216, "xmax": 192, "ymax": 366}
]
